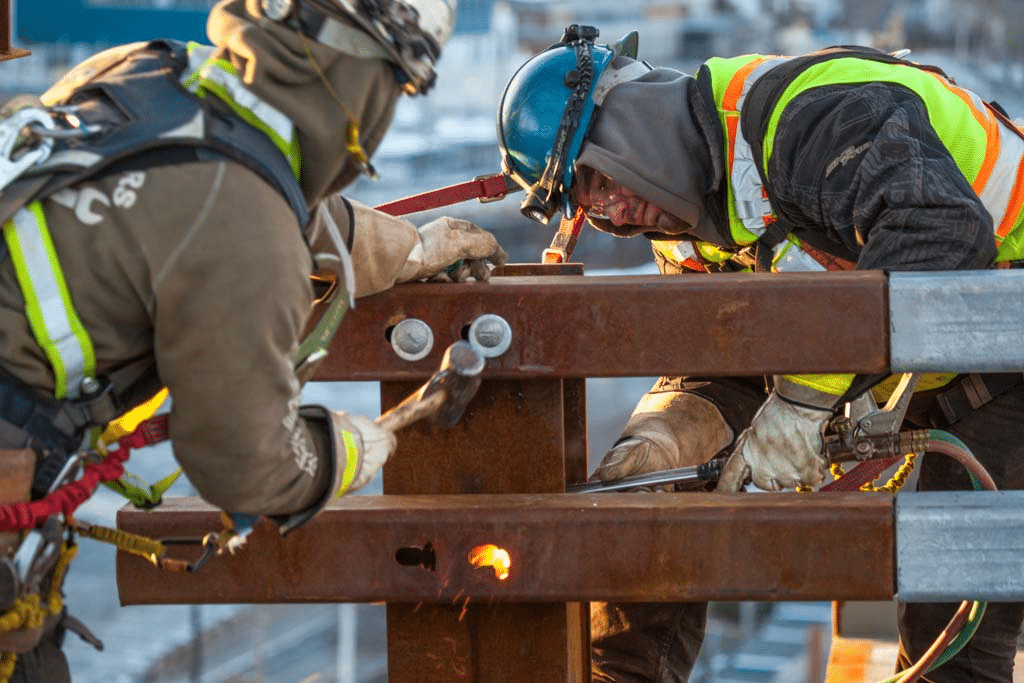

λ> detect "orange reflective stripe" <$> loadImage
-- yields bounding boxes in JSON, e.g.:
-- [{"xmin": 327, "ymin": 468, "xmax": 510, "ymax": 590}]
[
  {"xmin": 997, "ymin": 155, "xmax": 1024, "ymax": 240},
  {"xmin": 722, "ymin": 57, "xmax": 766, "ymax": 111},
  {"xmin": 928, "ymin": 72, "xmax": 999, "ymax": 193},
  {"xmin": 726, "ymin": 115, "xmax": 739, "ymax": 169}
]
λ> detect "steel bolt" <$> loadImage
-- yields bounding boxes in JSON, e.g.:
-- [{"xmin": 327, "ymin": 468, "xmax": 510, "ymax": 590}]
[
  {"xmin": 468, "ymin": 314, "xmax": 512, "ymax": 358},
  {"xmin": 390, "ymin": 318, "xmax": 434, "ymax": 361}
]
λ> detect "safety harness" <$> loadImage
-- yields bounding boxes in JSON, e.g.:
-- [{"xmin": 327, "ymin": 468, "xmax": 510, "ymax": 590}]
[{"xmin": 0, "ymin": 38, "xmax": 347, "ymax": 674}]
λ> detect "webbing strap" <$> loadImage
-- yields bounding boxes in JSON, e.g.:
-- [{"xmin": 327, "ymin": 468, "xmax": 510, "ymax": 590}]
[{"xmin": 374, "ymin": 173, "xmax": 519, "ymax": 217}]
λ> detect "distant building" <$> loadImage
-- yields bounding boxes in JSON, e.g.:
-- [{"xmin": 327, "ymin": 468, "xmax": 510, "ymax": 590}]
[{"xmin": 502, "ymin": 0, "xmax": 756, "ymax": 63}]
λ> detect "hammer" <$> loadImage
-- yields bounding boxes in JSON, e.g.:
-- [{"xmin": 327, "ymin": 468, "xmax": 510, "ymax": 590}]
[{"xmin": 375, "ymin": 340, "xmax": 486, "ymax": 433}]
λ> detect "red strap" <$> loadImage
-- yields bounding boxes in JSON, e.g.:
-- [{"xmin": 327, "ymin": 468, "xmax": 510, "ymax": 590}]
[
  {"xmin": 819, "ymin": 457, "xmax": 903, "ymax": 492},
  {"xmin": 0, "ymin": 415, "xmax": 170, "ymax": 532},
  {"xmin": 542, "ymin": 208, "xmax": 586, "ymax": 264},
  {"xmin": 374, "ymin": 173, "xmax": 517, "ymax": 216}
]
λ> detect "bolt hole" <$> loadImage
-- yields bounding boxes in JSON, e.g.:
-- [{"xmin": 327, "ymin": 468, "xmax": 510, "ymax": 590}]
[
  {"xmin": 384, "ymin": 324, "xmax": 395, "ymax": 342},
  {"xmin": 395, "ymin": 542, "xmax": 436, "ymax": 571},
  {"xmin": 460, "ymin": 324, "xmax": 472, "ymax": 341}
]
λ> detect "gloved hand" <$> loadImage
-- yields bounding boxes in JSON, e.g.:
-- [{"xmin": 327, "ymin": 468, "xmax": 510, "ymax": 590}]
[
  {"xmin": 329, "ymin": 411, "xmax": 397, "ymax": 495},
  {"xmin": 397, "ymin": 217, "xmax": 508, "ymax": 283},
  {"xmin": 592, "ymin": 390, "xmax": 733, "ymax": 489},
  {"xmin": 716, "ymin": 377, "xmax": 836, "ymax": 492}
]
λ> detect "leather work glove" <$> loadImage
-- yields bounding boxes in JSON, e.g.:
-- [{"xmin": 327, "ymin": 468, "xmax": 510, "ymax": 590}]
[
  {"xmin": 716, "ymin": 377, "xmax": 836, "ymax": 493},
  {"xmin": 397, "ymin": 216, "xmax": 508, "ymax": 283},
  {"xmin": 328, "ymin": 411, "xmax": 397, "ymax": 495},
  {"xmin": 592, "ymin": 390, "xmax": 733, "ymax": 490}
]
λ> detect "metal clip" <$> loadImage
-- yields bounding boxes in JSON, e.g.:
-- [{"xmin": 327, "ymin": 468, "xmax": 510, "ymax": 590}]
[
  {"xmin": 11, "ymin": 517, "xmax": 63, "ymax": 596},
  {"xmin": 0, "ymin": 108, "xmax": 56, "ymax": 190}
]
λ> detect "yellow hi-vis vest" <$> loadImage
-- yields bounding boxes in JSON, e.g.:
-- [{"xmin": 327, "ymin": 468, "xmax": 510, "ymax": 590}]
[
  {"xmin": 704, "ymin": 51, "xmax": 1024, "ymax": 267},
  {"xmin": 700, "ymin": 51, "xmax": 1024, "ymax": 398}
]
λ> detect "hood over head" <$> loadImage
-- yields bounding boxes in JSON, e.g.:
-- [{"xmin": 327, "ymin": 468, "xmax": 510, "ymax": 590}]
[
  {"xmin": 208, "ymin": 0, "xmax": 401, "ymax": 204},
  {"xmin": 575, "ymin": 59, "xmax": 730, "ymax": 245}
]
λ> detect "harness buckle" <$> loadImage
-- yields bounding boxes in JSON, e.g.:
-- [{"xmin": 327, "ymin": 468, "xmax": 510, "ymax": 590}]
[{"xmin": 0, "ymin": 108, "xmax": 56, "ymax": 192}]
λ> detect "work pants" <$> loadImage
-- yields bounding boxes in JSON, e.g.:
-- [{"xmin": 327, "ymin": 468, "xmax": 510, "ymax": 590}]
[
  {"xmin": 590, "ymin": 377, "xmax": 765, "ymax": 683},
  {"xmin": 895, "ymin": 382, "xmax": 1024, "ymax": 683}
]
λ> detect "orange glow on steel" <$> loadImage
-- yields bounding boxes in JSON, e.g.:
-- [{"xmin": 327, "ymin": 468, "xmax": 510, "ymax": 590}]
[{"xmin": 468, "ymin": 544, "xmax": 511, "ymax": 580}]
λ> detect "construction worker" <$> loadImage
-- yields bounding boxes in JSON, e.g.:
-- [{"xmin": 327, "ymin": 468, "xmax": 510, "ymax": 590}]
[
  {"xmin": 0, "ymin": 0, "xmax": 507, "ymax": 680},
  {"xmin": 496, "ymin": 25, "xmax": 1024, "ymax": 683}
]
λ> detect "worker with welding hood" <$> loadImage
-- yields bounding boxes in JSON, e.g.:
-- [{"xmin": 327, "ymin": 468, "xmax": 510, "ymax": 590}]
[
  {"xmin": 0, "ymin": 0, "xmax": 508, "ymax": 679},
  {"xmin": 498, "ymin": 25, "xmax": 1024, "ymax": 683}
]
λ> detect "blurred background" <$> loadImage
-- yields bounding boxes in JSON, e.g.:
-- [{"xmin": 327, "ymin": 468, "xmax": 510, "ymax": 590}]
[{"xmin": 5, "ymin": 0, "xmax": 1024, "ymax": 680}]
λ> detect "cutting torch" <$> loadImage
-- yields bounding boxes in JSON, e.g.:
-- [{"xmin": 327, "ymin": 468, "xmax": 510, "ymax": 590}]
[{"xmin": 570, "ymin": 373, "xmax": 926, "ymax": 494}]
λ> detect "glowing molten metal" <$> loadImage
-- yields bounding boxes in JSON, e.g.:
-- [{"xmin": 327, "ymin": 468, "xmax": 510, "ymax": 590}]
[{"xmin": 468, "ymin": 544, "xmax": 511, "ymax": 580}]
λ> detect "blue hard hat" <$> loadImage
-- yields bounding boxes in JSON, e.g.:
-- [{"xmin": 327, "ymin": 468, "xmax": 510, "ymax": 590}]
[{"xmin": 497, "ymin": 25, "xmax": 638, "ymax": 223}]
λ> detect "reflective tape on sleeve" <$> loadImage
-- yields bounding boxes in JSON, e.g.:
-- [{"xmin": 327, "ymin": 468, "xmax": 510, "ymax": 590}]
[
  {"xmin": 335, "ymin": 429, "xmax": 360, "ymax": 497},
  {"xmin": 3, "ymin": 202, "xmax": 95, "ymax": 398}
]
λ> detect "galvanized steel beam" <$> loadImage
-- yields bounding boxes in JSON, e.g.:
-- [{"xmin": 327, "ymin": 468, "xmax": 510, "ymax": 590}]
[
  {"xmin": 896, "ymin": 491, "xmax": 1024, "ymax": 602},
  {"xmin": 116, "ymin": 492, "xmax": 895, "ymax": 605},
  {"xmin": 890, "ymin": 270, "xmax": 1024, "ymax": 373}
]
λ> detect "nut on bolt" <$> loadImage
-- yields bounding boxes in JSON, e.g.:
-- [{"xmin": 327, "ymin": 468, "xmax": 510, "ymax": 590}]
[
  {"xmin": 390, "ymin": 318, "xmax": 434, "ymax": 361},
  {"xmin": 467, "ymin": 314, "xmax": 512, "ymax": 358}
]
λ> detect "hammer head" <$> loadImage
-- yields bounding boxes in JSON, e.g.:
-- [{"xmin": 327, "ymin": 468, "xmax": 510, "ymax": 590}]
[{"xmin": 421, "ymin": 340, "xmax": 485, "ymax": 428}]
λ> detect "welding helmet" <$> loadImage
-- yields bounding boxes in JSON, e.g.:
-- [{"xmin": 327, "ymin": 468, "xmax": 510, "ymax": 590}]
[
  {"xmin": 497, "ymin": 25, "xmax": 638, "ymax": 223},
  {"xmin": 259, "ymin": 0, "xmax": 456, "ymax": 94}
]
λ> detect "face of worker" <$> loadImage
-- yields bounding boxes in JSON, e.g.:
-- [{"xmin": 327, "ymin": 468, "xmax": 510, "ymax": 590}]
[{"xmin": 569, "ymin": 166, "xmax": 691, "ymax": 237}]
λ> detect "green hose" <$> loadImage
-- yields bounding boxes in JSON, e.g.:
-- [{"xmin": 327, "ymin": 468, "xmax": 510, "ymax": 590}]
[{"xmin": 872, "ymin": 428, "xmax": 989, "ymax": 683}]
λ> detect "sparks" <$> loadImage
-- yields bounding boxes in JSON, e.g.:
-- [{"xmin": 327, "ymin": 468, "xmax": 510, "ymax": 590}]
[{"xmin": 468, "ymin": 544, "xmax": 511, "ymax": 580}]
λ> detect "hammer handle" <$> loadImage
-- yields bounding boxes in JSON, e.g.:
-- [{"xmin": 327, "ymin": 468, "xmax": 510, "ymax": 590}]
[{"xmin": 374, "ymin": 390, "xmax": 446, "ymax": 434}]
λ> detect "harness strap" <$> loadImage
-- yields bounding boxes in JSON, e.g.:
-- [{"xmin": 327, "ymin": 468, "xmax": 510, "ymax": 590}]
[{"xmin": 934, "ymin": 373, "xmax": 1024, "ymax": 425}]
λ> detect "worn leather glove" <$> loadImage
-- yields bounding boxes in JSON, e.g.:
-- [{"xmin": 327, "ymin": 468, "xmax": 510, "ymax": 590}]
[
  {"xmin": 329, "ymin": 411, "xmax": 397, "ymax": 495},
  {"xmin": 397, "ymin": 217, "xmax": 508, "ymax": 283},
  {"xmin": 716, "ymin": 377, "xmax": 836, "ymax": 492},
  {"xmin": 592, "ymin": 390, "xmax": 733, "ymax": 489}
]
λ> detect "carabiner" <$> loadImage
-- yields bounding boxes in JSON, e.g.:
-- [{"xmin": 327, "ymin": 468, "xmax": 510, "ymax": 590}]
[{"xmin": 0, "ymin": 108, "xmax": 56, "ymax": 191}]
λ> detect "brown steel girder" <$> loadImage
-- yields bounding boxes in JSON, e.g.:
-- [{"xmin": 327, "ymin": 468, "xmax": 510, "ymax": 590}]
[
  {"xmin": 115, "ymin": 492, "xmax": 894, "ymax": 605},
  {"xmin": 315, "ymin": 270, "xmax": 889, "ymax": 381}
]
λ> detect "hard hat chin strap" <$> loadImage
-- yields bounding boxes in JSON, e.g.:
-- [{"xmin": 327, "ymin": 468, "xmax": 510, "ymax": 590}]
[{"xmin": 519, "ymin": 25, "xmax": 598, "ymax": 224}]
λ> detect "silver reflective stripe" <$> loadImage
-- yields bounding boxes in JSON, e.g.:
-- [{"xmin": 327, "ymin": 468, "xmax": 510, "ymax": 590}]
[
  {"xmin": 181, "ymin": 45, "xmax": 295, "ymax": 156},
  {"xmin": 4, "ymin": 204, "xmax": 93, "ymax": 398},
  {"xmin": 889, "ymin": 270, "xmax": 1024, "ymax": 373},
  {"xmin": 729, "ymin": 58, "xmax": 789, "ymax": 237},
  {"xmin": 771, "ymin": 240, "xmax": 826, "ymax": 273},
  {"xmin": 979, "ymin": 119, "xmax": 1024, "ymax": 230}
]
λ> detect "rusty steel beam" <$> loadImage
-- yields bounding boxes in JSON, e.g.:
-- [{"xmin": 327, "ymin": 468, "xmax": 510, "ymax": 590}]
[
  {"xmin": 116, "ymin": 492, "xmax": 895, "ymax": 605},
  {"xmin": 380, "ymin": 376, "xmax": 589, "ymax": 683},
  {"xmin": 0, "ymin": 0, "xmax": 29, "ymax": 61},
  {"xmin": 315, "ymin": 270, "xmax": 889, "ymax": 381}
]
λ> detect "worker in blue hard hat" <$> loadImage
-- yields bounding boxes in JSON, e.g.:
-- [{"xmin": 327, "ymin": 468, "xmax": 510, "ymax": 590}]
[
  {"xmin": 498, "ymin": 26, "xmax": 1024, "ymax": 683},
  {"xmin": 0, "ymin": 0, "xmax": 508, "ymax": 679}
]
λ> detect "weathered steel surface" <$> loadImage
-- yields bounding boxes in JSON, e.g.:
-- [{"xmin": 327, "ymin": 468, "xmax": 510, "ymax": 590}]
[
  {"xmin": 896, "ymin": 491, "xmax": 1024, "ymax": 601},
  {"xmin": 315, "ymin": 271, "xmax": 890, "ymax": 381},
  {"xmin": 890, "ymin": 270, "xmax": 1024, "ymax": 373},
  {"xmin": 0, "ymin": 0, "xmax": 28, "ymax": 61},
  {"xmin": 381, "ymin": 377, "xmax": 588, "ymax": 683},
  {"xmin": 116, "ymin": 492, "xmax": 895, "ymax": 604},
  {"xmin": 380, "ymin": 379, "xmax": 579, "ymax": 493}
]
